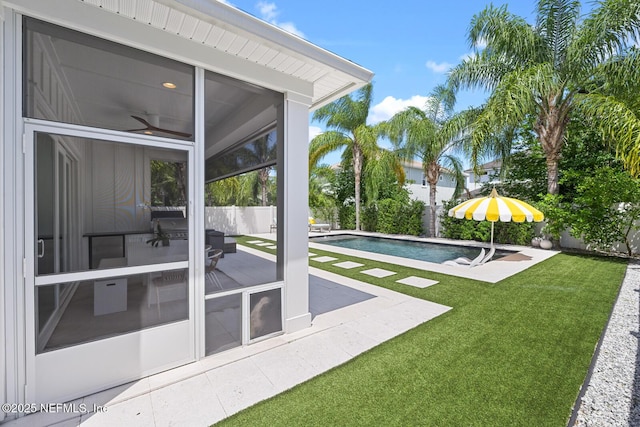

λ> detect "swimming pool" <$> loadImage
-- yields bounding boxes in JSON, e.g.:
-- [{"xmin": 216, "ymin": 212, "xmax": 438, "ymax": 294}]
[{"xmin": 310, "ymin": 234, "xmax": 512, "ymax": 264}]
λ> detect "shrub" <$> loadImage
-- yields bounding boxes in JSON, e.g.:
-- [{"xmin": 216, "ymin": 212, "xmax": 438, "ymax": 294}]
[
  {"xmin": 440, "ymin": 198, "xmax": 535, "ymax": 245},
  {"xmin": 375, "ymin": 198, "xmax": 424, "ymax": 236},
  {"xmin": 338, "ymin": 203, "xmax": 355, "ymax": 230},
  {"xmin": 361, "ymin": 204, "xmax": 378, "ymax": 232}
]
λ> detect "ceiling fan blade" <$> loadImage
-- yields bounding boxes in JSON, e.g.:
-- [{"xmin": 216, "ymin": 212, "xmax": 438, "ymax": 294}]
[
  {"xmin": 131, "ymin": 115, "xmax": 152, "ymax": 127},
  {"xmin": 153, "ymin": 128, "xmax": 192, "ymax": 138},
  {"xmin": 128, "ymin": 115, "xmax": 192, "ymax": 138}
]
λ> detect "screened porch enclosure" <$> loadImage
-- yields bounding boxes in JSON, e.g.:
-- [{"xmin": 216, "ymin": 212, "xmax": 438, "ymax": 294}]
[
  {"xmin": 3, "ymin": 0, "xmax": 375, "ymax": 413},
  {"xmin": 22, "ymin": 14, "xmax": 286, "ymax": 403}
]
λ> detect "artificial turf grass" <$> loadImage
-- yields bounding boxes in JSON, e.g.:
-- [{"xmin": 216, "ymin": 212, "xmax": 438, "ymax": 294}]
[{"xmin": 221, "ymin": 237, "xmax": 626, "ymax": 426}]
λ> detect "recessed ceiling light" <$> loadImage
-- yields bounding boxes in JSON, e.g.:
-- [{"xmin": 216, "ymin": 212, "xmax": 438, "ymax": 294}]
[
  {"xmin": 144, "ymin": 131, "xmax": 153, "ymax": 135},
  {"xmin": 162, "ymin": 82, "xmax": 177, "ymax": 89}
]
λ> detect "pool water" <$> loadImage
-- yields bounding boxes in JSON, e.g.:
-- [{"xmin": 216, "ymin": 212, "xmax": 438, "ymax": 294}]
[{"xmin": 310, "ymin": 235, "xmax": 512, "ymax": 264}]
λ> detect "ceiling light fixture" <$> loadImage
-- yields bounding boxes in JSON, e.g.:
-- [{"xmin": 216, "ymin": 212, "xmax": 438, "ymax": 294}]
[{"xmin": 162, "ymin": 82, "xmax": 177, "ymax": 89}]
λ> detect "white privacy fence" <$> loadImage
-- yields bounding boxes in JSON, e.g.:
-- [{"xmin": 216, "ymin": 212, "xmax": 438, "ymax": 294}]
[{"xmin": 205, "ymin": 206, "xmax": 277, "ymax": 235}]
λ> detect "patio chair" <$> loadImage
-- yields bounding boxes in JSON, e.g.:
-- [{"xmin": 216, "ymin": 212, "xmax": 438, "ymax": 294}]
[
  {"xmin": 308, "ymin": 217, "xmax": 331, "ymax": 232},
  {"xmin": 205, "ymin": 248, "xmax": 224, "ymax": 291},
  {"xmin": 479, "ymin": 246, "xmax": 496, "ymax": 265},
  {"xmin": 443, "ymin": 248, "xmax": 485, "ymax": 267}
]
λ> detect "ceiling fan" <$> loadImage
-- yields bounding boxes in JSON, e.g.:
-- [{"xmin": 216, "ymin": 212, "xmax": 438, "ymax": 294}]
[{"xmin": 126, "ymin": 115, "xmax": 192, "ymax": 138}]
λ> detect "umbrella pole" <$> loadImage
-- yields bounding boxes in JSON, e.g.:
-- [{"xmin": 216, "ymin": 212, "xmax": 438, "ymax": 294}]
[{"xmin": 491, "ymin": 221, "xmax": 494, "ymax": 248}]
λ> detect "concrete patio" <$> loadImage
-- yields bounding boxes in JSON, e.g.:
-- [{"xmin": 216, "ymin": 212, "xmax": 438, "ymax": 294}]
[{"xmin": 4, "ymin": 243, "xmax": 451, "ymax": 427}]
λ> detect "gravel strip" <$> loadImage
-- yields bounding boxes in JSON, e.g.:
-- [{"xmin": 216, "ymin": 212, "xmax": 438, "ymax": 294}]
[{"xmin": 573, "ymin": 261, "xmax": 640, "ymax": 426}]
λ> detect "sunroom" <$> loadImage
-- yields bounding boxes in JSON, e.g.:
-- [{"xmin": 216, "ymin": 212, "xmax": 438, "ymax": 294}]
[{"xmin": 0, "ymin": 0, "xmax": 372, "ymax": 416}]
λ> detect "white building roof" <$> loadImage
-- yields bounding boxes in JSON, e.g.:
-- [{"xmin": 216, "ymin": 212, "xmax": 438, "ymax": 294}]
[{"xmin": 44, "ymin": 0, "xmax": 374, "ymax": 109}]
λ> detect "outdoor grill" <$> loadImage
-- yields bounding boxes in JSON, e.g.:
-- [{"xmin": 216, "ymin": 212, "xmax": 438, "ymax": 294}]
[{"xmin": 151, "ymin": 211, "xmax": 188, "ymax": 240}]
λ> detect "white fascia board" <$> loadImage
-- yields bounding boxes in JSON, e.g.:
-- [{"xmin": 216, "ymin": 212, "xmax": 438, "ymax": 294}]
[
  {"xmin": 163, "ymin": 0, "xmax": 374, "ymax": 84},
  {"xmin": 310, "ymin": 81, "xmax": 367, "ymax": 111},
  {"xmin": 5, "ymin": 0, "xmax": 313, "ymax": 97}
]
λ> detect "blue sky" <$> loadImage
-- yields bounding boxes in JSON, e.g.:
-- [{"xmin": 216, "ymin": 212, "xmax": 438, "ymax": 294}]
[{"xmin": 220, "ymin": 1, "xmax": 572, "ymax": 164}]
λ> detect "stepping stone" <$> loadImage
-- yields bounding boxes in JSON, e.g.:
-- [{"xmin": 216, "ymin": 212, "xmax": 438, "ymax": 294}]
[
  {"xmin": 308, "ymin": 252, "xmax": 317, "ymax": 257},
  {"xmin": 333, "ymin": 261, "xmax": 364, "ymax": 269},
  {"xmin": 255, "ymin": 242, "xmax": 273, "ymax": 246},
  {"xmin": 266, "ymin": 245, "xmax": 277, "ymax": 249},
  {"xmin": 311, "ymin": 256, "xmax": 338, "ymax": 263},
  {"xmin": 361, "ymin": 268, "xmax": 396, "ymax": 278},
  {"xmin": 396, "ymin": 276, "xmax": 439, "ymax": 289},
  {"xmin": 246, "ymin": 240, "xmax": 264, "ymax": 244}
]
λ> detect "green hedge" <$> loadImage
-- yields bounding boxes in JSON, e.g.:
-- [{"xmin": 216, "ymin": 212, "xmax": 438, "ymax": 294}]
[
  {"xmin": 440, "ymin": 199, "xmax": 535, "ymax": 245},
  {"xmin": 339, "ymin": 199, "xmax": 424, "ymax": 236}
]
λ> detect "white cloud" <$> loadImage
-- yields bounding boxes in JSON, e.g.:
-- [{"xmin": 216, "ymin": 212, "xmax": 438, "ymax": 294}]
[
  {"xmin": 256, "ymin": 1, "xmax": 305, "ymax": 38},
  {"xmin": 474, "ymin": 37, "xmax": 488, "ymax": 49},
  {"xmin": 368, "ymin": 95, "xmax": 431, "ymax": 124},
  {"xmin": 456, "ymin": 37, "xmax": 486, "ymax": 62},
  {"xmin": 459, "ymin": 52, "xmax": 477, "ymax": 62},
  {"xmin": 257, "ymin": 1, "xmax": 277, "ymax": 20},
  {"xmin": 425, "ymin": 60, "xmax": 453, "ymax": 74},
  {"xmin": 278, "ymin": 22, "xmax": 303, "ymax": 37},
  {"xmin": 309, "ymin": 125, "xmax": 322, "ymax": 142}
]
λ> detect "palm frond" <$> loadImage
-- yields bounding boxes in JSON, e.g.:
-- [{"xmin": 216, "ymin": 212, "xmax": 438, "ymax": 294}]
[
  {"xmin": 309, "ymin": 131, "xmax": 350, "ymax": 169},
  {"xmin": 426, "ymin": 84, "xmax": 456, "ymax": 120},
  {"xmin": 593, "ymin": 47, "xmax": 640, "ymax": 108},
  {"xmin": 468, "ymin": 4, "xmax": 541, "ymax": 64},
  {"xmin": 353, "ymin": 124, "xmax": 381, "ymax": 159},
  {"xmin": 466, "ymin": 65, "xmax": 553, "ymax": 172},
  {"xmin": 575, "ymin": 92, "xmax": 640, "ymax": 176},
  {"xmin": 440, "ymin": 154, "xmax": 466, "ymax": 199},
  {"xmin": 536, "ymin": 0, "xmax": 581, "ymax": 69},
  {"xmin": 363, "ymin": 150, "xmax": 406, "ymax": 203},
  {"xmin": 568, "ymin": 0, "xmax": 640, "ymax": 76},
  {"xmin": 448, "ymin": 52, "xmax": 519, "ymax": 93},
  {"xmin": 313, "ymin": 83, "xmax": 373, "ymax": 131}
]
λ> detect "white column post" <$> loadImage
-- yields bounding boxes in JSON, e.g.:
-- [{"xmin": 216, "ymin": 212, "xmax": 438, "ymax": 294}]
[
  {"xmin": 2, "ymin": 9, "xmax": 25, "ymax": 414},
  {"xmin": 0, "ymin": 4, "xmax": 6, "ymax": 421},
  {"xmin": 279, "ymin": 92, "xmax": 311, "ymax": 333},
  {"xmin": 193, "ymin": 67, "xmax": 205, "ymax": 358}
]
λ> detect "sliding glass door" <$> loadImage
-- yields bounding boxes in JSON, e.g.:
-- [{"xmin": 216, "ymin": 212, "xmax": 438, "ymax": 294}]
[{"xmin": 35, "ymin": 135, "xmax": 77, "ymax": 352}]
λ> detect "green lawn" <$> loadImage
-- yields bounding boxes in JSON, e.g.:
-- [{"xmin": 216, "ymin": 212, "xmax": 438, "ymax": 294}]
[{"xmin": 219, "ymin": 236, "xmax": 626, "ymax": 426}]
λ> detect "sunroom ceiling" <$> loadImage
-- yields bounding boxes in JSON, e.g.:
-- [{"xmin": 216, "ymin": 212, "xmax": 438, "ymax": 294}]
[{"xmin": 78, "ymin": 0, "xmax": 373, "ymax": 109}]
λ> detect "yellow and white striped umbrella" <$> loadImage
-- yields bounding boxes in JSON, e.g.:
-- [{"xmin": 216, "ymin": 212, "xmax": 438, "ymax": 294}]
[{"xmin": 448, "ymin": 188, "xmax": 544, "ymax": 245}]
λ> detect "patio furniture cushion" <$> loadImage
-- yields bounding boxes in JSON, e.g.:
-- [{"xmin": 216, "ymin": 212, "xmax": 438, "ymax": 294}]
[{"xmin": 224, "ymin": 237, "xmax": 237, "ymax": 253}]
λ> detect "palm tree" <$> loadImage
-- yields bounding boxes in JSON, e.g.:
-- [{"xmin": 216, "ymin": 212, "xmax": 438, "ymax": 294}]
[
  {"xmin": 310, "ymin": 83, "xmax": 386, "ymax": 230},
  {"xmin": 579, "ymin": 48, "xmax": 640, "ymax": 176},
  {"xmin": 383, "ymin": 85, "xmax": 469, "ymax": 237},
  {"xmin": 151, "ymin": 159, "xmax": 187, "ymax": 206},
  {"xmin": 448, "ymin": 0, "xmax": 640, "ymax": 195},
  {"xmin": 309, "ymin": 164, "xmax": 338, "ymax": 223},
  {"xmin": 241, "ymin": 133, "xmax": 277, "ymax": 206}
]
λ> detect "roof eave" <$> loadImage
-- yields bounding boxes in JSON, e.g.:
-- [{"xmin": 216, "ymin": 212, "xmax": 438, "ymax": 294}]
[{"xmin": 163, "ymin": 0, "xmax": 374, "ymax": 106}]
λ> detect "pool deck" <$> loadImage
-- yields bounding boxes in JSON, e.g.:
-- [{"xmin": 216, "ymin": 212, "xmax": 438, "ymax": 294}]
[
  {"xmin": 308, "ymin": 230, "xmax": 559, "ymax": 283},
  {"xmin": 4, "ymin": 231, "xmax": 554, "ymax": 426},
  {"xmin": 4, "ymin": 240, "xmax": 451, "ymax": 427}
]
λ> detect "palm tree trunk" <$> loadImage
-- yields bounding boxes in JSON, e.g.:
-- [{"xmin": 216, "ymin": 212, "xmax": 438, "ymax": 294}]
[
  {"xmin": 536, "ymin": 103, "xmax": 569, "ymax": 195},
  {"xmin": 259, "ymin": 167, "xmax": 270, "ymax": 206},
  {"xmin": 429, "ymin": 184, "xmax": 437, "ymax": 237},
  {"xmin": 353, "ymin": 146, "xmax": 363, "ymax": 230},
  {"xmin": 545, "ymin": 157, "xmax": 560, "ymax": 195},
  {"xmin": 426, "ymin": 163, "xmax": 439, "ymax": 237},
  {"xmin": 173, "ymin": 162, "xmax": 187, "ymax": 204}
]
